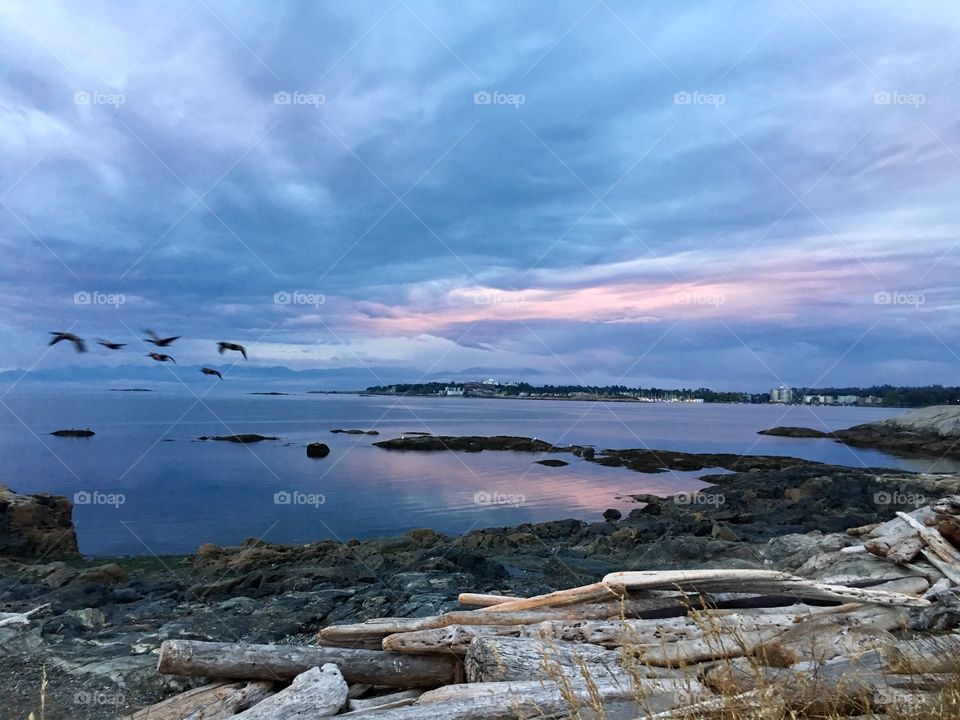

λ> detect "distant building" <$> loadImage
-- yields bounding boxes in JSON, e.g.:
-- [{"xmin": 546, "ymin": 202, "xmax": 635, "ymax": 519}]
[
  {"xmin": 837, "ymin": 395, "xmax": 858, "ymax": 405},
  {"xmin": 770, "ymin": 386, "xmax": 794, "ymax": 403},
  {"xmin": 444, "ymin": 386, "xmax": 464, "ymax": 396},
  {"xmin": 480, "ymin": 378, "xmax": 498, "ymax": 385}
]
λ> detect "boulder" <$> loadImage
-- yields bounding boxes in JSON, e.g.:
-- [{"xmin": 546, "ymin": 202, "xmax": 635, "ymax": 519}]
[
  {"xmin": 307, "ymin": 442, "xmax": 331, "ymax": 458},
  {"xmin": 0, "ymin": 485, "xmax": 78, "ymax": 559},
  {"xmin": 602, "ymin": 508, "xmax": 622, "ymax": 522}
]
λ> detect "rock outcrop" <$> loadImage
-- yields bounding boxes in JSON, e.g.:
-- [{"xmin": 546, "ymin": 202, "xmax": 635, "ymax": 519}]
[{"xmin": 0, "ymin": 485, "xmax": 79, "ymax": 558}]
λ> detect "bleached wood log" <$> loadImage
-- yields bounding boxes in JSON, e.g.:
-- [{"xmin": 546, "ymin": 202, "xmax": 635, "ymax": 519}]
[
  {"xmin": 923, "ymin": 577, "xmax": 952, "ymax": 598},
  {"xmin": 0, "ymin": 603, "xmax": 50, "ymax": 628},
  {"xmin": 758, "ymin": 623, "xmax": 897, "ymax": 667},
  {"xmin": 338, "ymin": 680, "xmax": 643, "ymax": 719},
  {"xmin": 864, "ymin": 531, "xmax": 924, "ymax": 564},
  {"xmin": 482, "ymin": 581, "xmax": 622, "ymax": 612},
  {"xmin": 603, "ymin": 570, "xmax": 930, "ymax": 607},
  {"xmin": 457, "ymin": 593, "xmax": 516, "ymax": 607},
  {"xmin": 868, "ymin": 507, "xmax": 935, "ymax": 539},
  {"xmin": 465, "ymin": 636, "xmax": 686, "ymax": 684},
  {"xmin": 233, "ymin": 665, "xmax": 346, "ymax": 719},
  {"xmin": 920, "ymin": 548, "xmax": 960, "ymax": 585},
  {"xmin": 897, "ymin": 510, "xmax": 960, "ymax": 570},
  {"xmin": 418, "ymin": 678, "xmax": 705, "ymax": 705},
  {"xmin": 880, "ymin": 633, "xmax": 960, "ymax": 673},
  {"xmin": 347, "ymin": 689, "xmax": 425, "ymax": 712},
  {"xmin": 320, "ymin": 595, "xmax": 684, "ymax": 646},
  {"xmin": 157, "ymin": 640, "xmax": 457, "ymax": 687},
  {"xmin": 643, "ymin": 689, "xmax": 773, "ymax": 719}
]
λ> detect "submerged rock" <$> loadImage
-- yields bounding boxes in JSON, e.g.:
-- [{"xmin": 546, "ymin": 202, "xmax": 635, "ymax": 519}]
[
  {"xmin": 307, "ymin": 442, "xmax": 331, "ymax": 458},
  {"xmin": 198, "ymin": 434, "xmax": 278, "ymax": 443},
  {"xmin": 50, "ymin": 428, "xmax": 95, "ymax": 437},
  {"xmin": 757, "ymin": 426, "xmax": 832, "ymax": 438},
  {"xmin": 330, "ymin": 428, "xmax": 380, "ymax": 435}
]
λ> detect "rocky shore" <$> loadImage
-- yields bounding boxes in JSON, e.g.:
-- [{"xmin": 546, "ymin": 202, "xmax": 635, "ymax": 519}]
[
  {"xmin": 761, "ymin": 404, "xmax": 960, "ymax": 460},
  {"xmin": 2, "ymin": 447, "xmax": 958, "ymax": 717}
]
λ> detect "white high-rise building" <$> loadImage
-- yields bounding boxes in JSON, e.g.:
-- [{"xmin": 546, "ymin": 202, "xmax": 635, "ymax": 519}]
[{"xmin": 770, "ymin": 385, "xmax": 794, "ymax": 403}]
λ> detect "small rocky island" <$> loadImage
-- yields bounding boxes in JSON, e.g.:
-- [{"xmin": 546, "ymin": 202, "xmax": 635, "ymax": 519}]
[
  {"xmin": 49, "ymin": 428, "xmax": 95, "ymax": 437},
  {"xmin": 761, "ymin": 405, "xmax": 960, "ymax": 460}
]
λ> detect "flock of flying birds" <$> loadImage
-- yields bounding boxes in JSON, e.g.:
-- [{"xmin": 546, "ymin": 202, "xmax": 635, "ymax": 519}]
[{"xmin": 47, "ymin": 330, "xmax": 248, "ymax": 380}]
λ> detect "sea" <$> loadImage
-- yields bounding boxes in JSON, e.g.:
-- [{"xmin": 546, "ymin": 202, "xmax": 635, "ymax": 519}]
[{"xmin": 0, "ymin": 391, "xmax": 949, "ymax": 556}]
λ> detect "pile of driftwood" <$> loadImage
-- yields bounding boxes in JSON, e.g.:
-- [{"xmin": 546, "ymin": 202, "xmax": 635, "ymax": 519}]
[{"xmin": 132, "ymin": 497, "xmax": 960, "ymax": 719}]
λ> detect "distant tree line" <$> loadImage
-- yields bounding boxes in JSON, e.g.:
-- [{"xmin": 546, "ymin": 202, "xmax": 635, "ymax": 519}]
[{"xmin": 799, "ymin": 385, "xmax": 960, "ymax": 407}]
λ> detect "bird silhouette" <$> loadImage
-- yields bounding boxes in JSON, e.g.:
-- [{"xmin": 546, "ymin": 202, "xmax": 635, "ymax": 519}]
[
  {"xmin": 97, "ymin": 339, "xmax": 126, "ymax": 350},
  {"xmin": 49, "ymin": 332, "xmax": 86, "ymax": 353},
  {"xmin": 147, "ymin": 352, "xmax": 176, "ymax": 363},
  {"xmin": 217, "ymin": 342, "xmax": 247, "ymax": 359},
  {"xmin": 200, "ymin": 367, "xmax": 223, "ymax": 380},
  {"xmin": 144, "ymin": 330, "xmax": 180, "ymax": 347}
]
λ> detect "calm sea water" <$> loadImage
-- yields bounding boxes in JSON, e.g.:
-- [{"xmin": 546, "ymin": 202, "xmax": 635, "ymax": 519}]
[{"xmin": 0, "ymin": 391, "xmax": 944, "ymax": 556}]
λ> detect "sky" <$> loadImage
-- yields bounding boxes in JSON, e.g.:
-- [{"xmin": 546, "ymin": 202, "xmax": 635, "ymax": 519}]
[{"xmin": 1, "ymin": 0, "xmax": 960, "ymax": 391}]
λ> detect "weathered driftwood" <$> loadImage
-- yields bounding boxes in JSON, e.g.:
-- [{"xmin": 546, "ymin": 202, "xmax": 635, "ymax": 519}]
[
  {"xmin": 880, "ymin": 633, "xmax": 960, "ymax": 673},
  {"xmin": 157, "ymin": 640, "xmax": 458, "ymax": 687},
  {"xmin": 481, "ymin": 581, "xmax": 622, "ymax": 612},
  {"xmin": 338, "ymin": 679, "xmax": 643, "ymax": 719},
  {"xmin": 865, "ymin": 531, "xmax": 924, "ymax": 564},
  {"xmin": 0, "ymin": 603, "xmax": 50, "ymax": 628},
  {"xmin": 320, "ymin": 595, "xmax": 684, "ymax": 646},
  {"xmin": 920, "ymin": 548, "xmax": 960, "ymax": 585},
  {"xmin": 233, "ymin": 665, "xmax": 346, "ymax": 719},
  {"xmin": 347, "ymin": 689, "xmax": 425, "ymax": 712},
  {"xmin": 127, "ymin": 681, "xmax": 274, "ymax": 720},
  {"xmin": 758, "ymin": 624, "xmax": 897, "ymax": 667},
  {"xmin": 603, "ymin": 569, "xmax": 930, "ymax": 606},
  {"xmin": 465, "ymin": 636, "xmax": 686, "ymax": 684},
  {"xmin": 457, "ymin": 593, "xmax": 516, "ymax": 607},
  {"xmin": 897, "ymin": 510, "xmax": 960, "ymax": 580}
]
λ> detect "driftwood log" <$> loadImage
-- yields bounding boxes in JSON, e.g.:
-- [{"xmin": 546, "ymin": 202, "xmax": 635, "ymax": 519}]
[
  {"xmin": 233, "ymin": 665, "xmax": 347, "ymax": 719},
  {"xmin": 127, "ymin": 681, "xmax": 274, "ymax": 720},
  {"xmin": 157, "ymin": 640, "xmax": 458, "ymax": 687}
]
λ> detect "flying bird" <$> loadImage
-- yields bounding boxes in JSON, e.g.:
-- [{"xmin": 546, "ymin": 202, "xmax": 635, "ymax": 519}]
[
  {"xmin": 147, "ymin": 352, "xmax": 176, "ymax": 363},
  {"xmin": 200, "ymin": 367, "xmax": 223, "ymax": 380},
  {"xmin": 97, "ymin": 339, "xmax": 126, "ymax": 350},
  {"xmin": 144, "ymin": 330, "xmax": 180, "ymax": 347},
  {"xmin": 49, "ymin": 332, "xmax": 86, "ymax": 353},
  {"xmin": 217, "ymin": 342, "xmax": 247, "ymax": 359}
]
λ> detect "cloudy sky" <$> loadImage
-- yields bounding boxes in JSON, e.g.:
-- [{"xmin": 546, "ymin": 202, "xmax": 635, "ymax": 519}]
[{"xmin": 1, "ymin": 0, "xmax": 959, "ymax": 390}]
